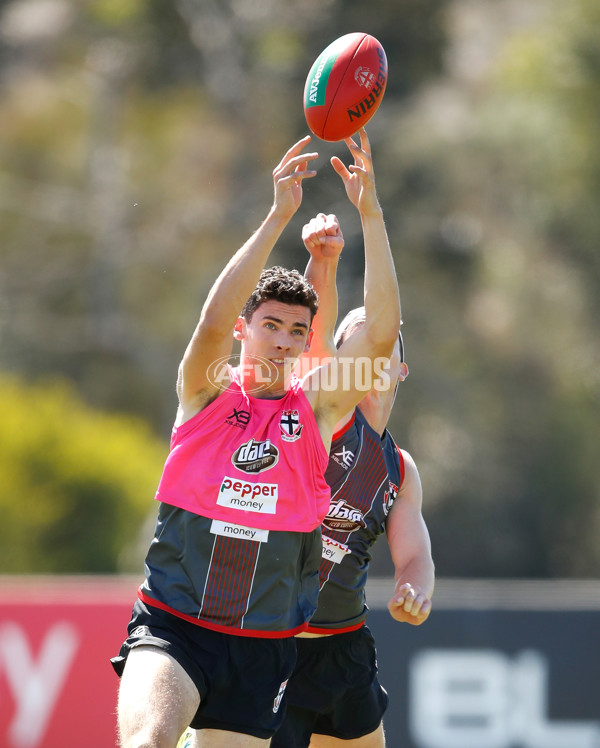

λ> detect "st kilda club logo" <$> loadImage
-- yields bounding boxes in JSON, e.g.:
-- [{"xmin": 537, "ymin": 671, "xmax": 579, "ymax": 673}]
[
  {"xmin": 279, "ymin": 409, "xmax": 303, "ymax": 442},
  {"xmin": 383, "ymin": 480, "xmax": 399, "ymax": 517},
  {"xmin": 231, "ymin": 438, "xmax": 279, "ymax": 474}
]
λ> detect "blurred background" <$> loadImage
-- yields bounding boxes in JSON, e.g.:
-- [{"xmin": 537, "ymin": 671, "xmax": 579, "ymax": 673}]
[
  {"xmin": 2, "ymin": 0, "xmax": 600, "ymax": 579},
  {"xmin": 0, "ymin": 0, "xmax": 599, "ymax": 745}
]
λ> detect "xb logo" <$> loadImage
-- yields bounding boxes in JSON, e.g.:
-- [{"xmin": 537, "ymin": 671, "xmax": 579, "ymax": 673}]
[{"xmin": 227, "ymin": 407, "xmax": 250, "ymax": 426}]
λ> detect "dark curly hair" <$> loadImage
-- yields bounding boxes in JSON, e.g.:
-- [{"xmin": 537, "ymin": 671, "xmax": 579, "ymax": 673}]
[{"xmin": 241, "ymin": 266, "xmax": 319, "ymax": 322}]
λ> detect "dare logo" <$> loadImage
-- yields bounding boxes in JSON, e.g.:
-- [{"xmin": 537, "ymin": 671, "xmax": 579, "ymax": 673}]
[
  {"xmin": 322, "ymin": 499, "xmax": 366, "ymax": 533},
  {"xmin": 231, "ymin": 438, "xmax": 279, "ymax": 474}
]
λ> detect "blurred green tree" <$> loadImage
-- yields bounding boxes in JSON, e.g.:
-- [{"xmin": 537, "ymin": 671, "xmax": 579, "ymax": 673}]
[
  {"xmin": 0, "ymin": 375, "xmax": 166, "ymax": 573},
  {"xmin": 373, "ymin": 0, "xmax": 600, "ymax": 577}
]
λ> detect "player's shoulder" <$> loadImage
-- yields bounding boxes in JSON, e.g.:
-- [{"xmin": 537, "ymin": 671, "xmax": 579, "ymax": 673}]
[{"xmin": 397, "ymin": 448, "xmax": 422, "ymax": 494}]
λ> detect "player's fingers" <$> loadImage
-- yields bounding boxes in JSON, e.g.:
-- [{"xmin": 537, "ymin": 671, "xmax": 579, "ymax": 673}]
[
  {"xmin": 348, "ymin": 165, "xmax": 373, "ymax": 190},
  {"xmin": 419, "ymin": 598, "xmax": 432, "ymax": 620},
  {"xmin": 274, "ymin": 135, "xmax": 313, "ymax": 170},
  {"xmin": 314, "ymin": 213, "xmax": 330, "ymax": 235},
  {"xmin": 392, "ymin": 583, "xmax": 410, "ymax": 607},
  {"xmin": 292, "ymin": 160, "xmax": 309, "ymax": 182},
  {"xmin": 303, "ymin": 214, "xmax": 322, "ymax": 233},
  {"xmin": 323, "ymin": 213, "xmax": 339, "ymax": 233},
  {"xmin": 412, "ymin": 597, "xmax": 432, "ymax": 622},
  {"xmin": 357, "ymin": 127, "xmax": 371, "ymax": 154},
  {"xmin": 275, "ymin": 151, "xmax": 318, "ymax": 179},
  {"xmin": 402, "ymin": 587, "xmax": 416, "ymax": 613},
  {"xmin": 280, "ymin": 168, "xmax": 317, "ymax": 187},
  {"xmin": 301, "ymin": 224, "xmax": 316, "ymax": 245},
  {"xmin": 353, "ymin": 130, "xmax": 371, "ymax": 166},
  {"xmin": 344, "ymin": 134, "xmax": 368, "ymax": 167},
  {"xmin": 330, "ymin": 156, "xmax": 349, "ymax": 179},
  {"xmin": 410, "ymin": 593, "xmax": 428, "ymax": 617},
  {"xmin": 302, "ymin": 221, "xmax": 334, "ymax": 251}
]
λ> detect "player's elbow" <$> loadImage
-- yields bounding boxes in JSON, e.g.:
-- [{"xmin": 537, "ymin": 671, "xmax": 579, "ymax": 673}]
[
  {"xmin": 196, "ymin": 310, "xmax": 227, "ymax": 341},
  {"xmin": 363, "ymin": 318, "xmax": 400, "ymax": 355},
  {"xmin": 363, "ymin": 305, "xmax": 400, "ymax": 349}
]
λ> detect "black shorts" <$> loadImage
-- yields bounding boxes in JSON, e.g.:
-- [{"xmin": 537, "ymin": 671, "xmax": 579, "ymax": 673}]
[
  {"xmin": 111, "ymin": 599, "xmax": 297, "ymax": 739},
  {"xmin": 270, "ymin": 626, "xmax": 388, "ymax": 747}
]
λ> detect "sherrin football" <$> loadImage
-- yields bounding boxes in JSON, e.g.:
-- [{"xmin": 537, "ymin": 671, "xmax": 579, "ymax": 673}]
[{"xmin": 303, "ymin": 33, "xmax": 388, "ymax": 142}]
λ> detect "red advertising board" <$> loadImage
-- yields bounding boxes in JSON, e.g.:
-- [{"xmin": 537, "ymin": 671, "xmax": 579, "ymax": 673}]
[
  {"xmin": 0, "ymin": 577, "xmax": 139, "ymax": 748},
  {"xmin": 2, "ymin": 577, "xmax": 599, "ymax": 748}
]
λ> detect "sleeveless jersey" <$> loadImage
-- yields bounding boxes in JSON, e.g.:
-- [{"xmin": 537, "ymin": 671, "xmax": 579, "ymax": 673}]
[
  {"xmin": 306, "ymin": 407, "xmax": 404, "ymax": 633},
  {"xmin": 155, "ymin": 368, "xmax": 330, "ymax": 532},
  {"xmin": 141, "ymin": 369, "xmax": 329, "ymax": 637},
  {"xmin": 139, "ymin": 504, "xmax": 322, "ymax": 637}
]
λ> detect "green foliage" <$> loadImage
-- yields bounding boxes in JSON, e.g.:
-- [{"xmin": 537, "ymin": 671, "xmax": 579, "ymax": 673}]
[
  {"xmin": 89, "ymin": 0, "xmax": 146, "ymax": 27},
  {"xmin": 381, "ymin": 0, "xmax": 600, "ymax": 577},
  {"xmin": 0, "ymin": 376, "xmax": 166, "ymax": 573}
]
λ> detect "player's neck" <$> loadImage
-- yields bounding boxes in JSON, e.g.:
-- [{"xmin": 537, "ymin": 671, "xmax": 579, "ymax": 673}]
[{"xmin": 236, "ymin": 355, "xmax": 291, "ymax": 399}]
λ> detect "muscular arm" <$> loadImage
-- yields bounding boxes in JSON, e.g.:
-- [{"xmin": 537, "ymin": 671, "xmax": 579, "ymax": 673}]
[
  {"xmin": 304, "ymin": 129, "xmax": 401, "ymax": 443},
  {"xmin": 334, "ymin": 129, "xmax": 401, "ymax": 357},
  {"xmin": 386, "ymin": 449, "xmax": 435, "ymax": 625},
  {"xmin": 176, "ymin": 137, "xmax": 318, "ymax": 424},
  {"xmin": 302, "ymin": 212, "xmax": 344, "ymax": 363}
]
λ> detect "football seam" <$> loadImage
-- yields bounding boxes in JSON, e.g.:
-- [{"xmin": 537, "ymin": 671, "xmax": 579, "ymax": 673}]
[{"xmin": 322, "ymin": 33, "xmax": 368, "ymax": 140}]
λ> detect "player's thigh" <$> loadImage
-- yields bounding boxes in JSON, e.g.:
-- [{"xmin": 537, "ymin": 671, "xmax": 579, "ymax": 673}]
[
  {"xmin": 118, "ymin": 645, "xmax": 200, "ymax": 746},
  {"xmin": 193, "ymin": 728, "xmax": 270, "ymax": 747},
  {"xmin": 310, "ymin": 723, "xmax": 385, "ymax": 748}
]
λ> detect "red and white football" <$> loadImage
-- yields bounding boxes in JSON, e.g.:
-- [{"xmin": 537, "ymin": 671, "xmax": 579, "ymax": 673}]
[{"xmin": 303, "ymin": 33, "xmax": 388, "ymax": 142}]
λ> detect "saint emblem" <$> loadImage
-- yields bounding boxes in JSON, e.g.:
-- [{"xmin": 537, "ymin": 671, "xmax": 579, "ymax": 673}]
[{"xmin": 279, "ymin": 409, "xmax": 303, "ymax": 442}]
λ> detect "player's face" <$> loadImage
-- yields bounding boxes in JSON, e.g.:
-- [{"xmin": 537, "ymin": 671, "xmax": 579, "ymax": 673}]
[{"xmin": 236, "ymin": 300, "xmax": 313, "ymax": 388}]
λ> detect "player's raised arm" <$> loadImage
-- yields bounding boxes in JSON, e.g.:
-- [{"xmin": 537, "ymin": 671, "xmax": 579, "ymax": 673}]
[
  {"xmin": 333, "ymin": 128, "xmax": 401, "ymax": 355},
  {"xmin": 177, "ymin": 137, "xmax": 318, "ymax": 423},
  {"xmin": 302, "ymin": 212, "xmax": 344, "ymax": 363},
  {"xmin": 304, "ymin": 128, "xmax": 401, "ymax": 438}
]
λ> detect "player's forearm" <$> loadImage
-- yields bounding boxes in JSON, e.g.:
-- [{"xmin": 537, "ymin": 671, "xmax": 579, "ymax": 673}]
[
  {"xmin": 200, "ymin": 207, "xmax": 291, "ymax": 334},
  {"xmin": 304, "ymin": 255, "xmax": 339, "ymax": 359},
  {"xmin": 394, "ymin": 554, "xmax": 435, "ymax": 600},
  {"xmin": 361, "ymin": 209, "xmax": 401, "ymax": 348}
]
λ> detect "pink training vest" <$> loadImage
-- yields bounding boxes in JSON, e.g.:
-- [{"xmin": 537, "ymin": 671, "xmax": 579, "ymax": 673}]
[{"xmin": 155, "ymin": 368, "xmax": 330, "ymax": 532}]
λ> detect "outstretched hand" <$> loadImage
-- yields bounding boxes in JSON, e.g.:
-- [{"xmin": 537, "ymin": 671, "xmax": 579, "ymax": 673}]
[
  {"xmin": 272, "ymin": 135, "xmax": 319, "ymax": 220},
  {"xmin": 302, "ymin": 212, "xmax": 344, "ymax": 261},
  {"xmin": 330, "ymin": 128, "xmax": 381, "ymax": 216},
  {"xmin": 387, "ymin": 582, "xmax": 432, "ymax": 626}
]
